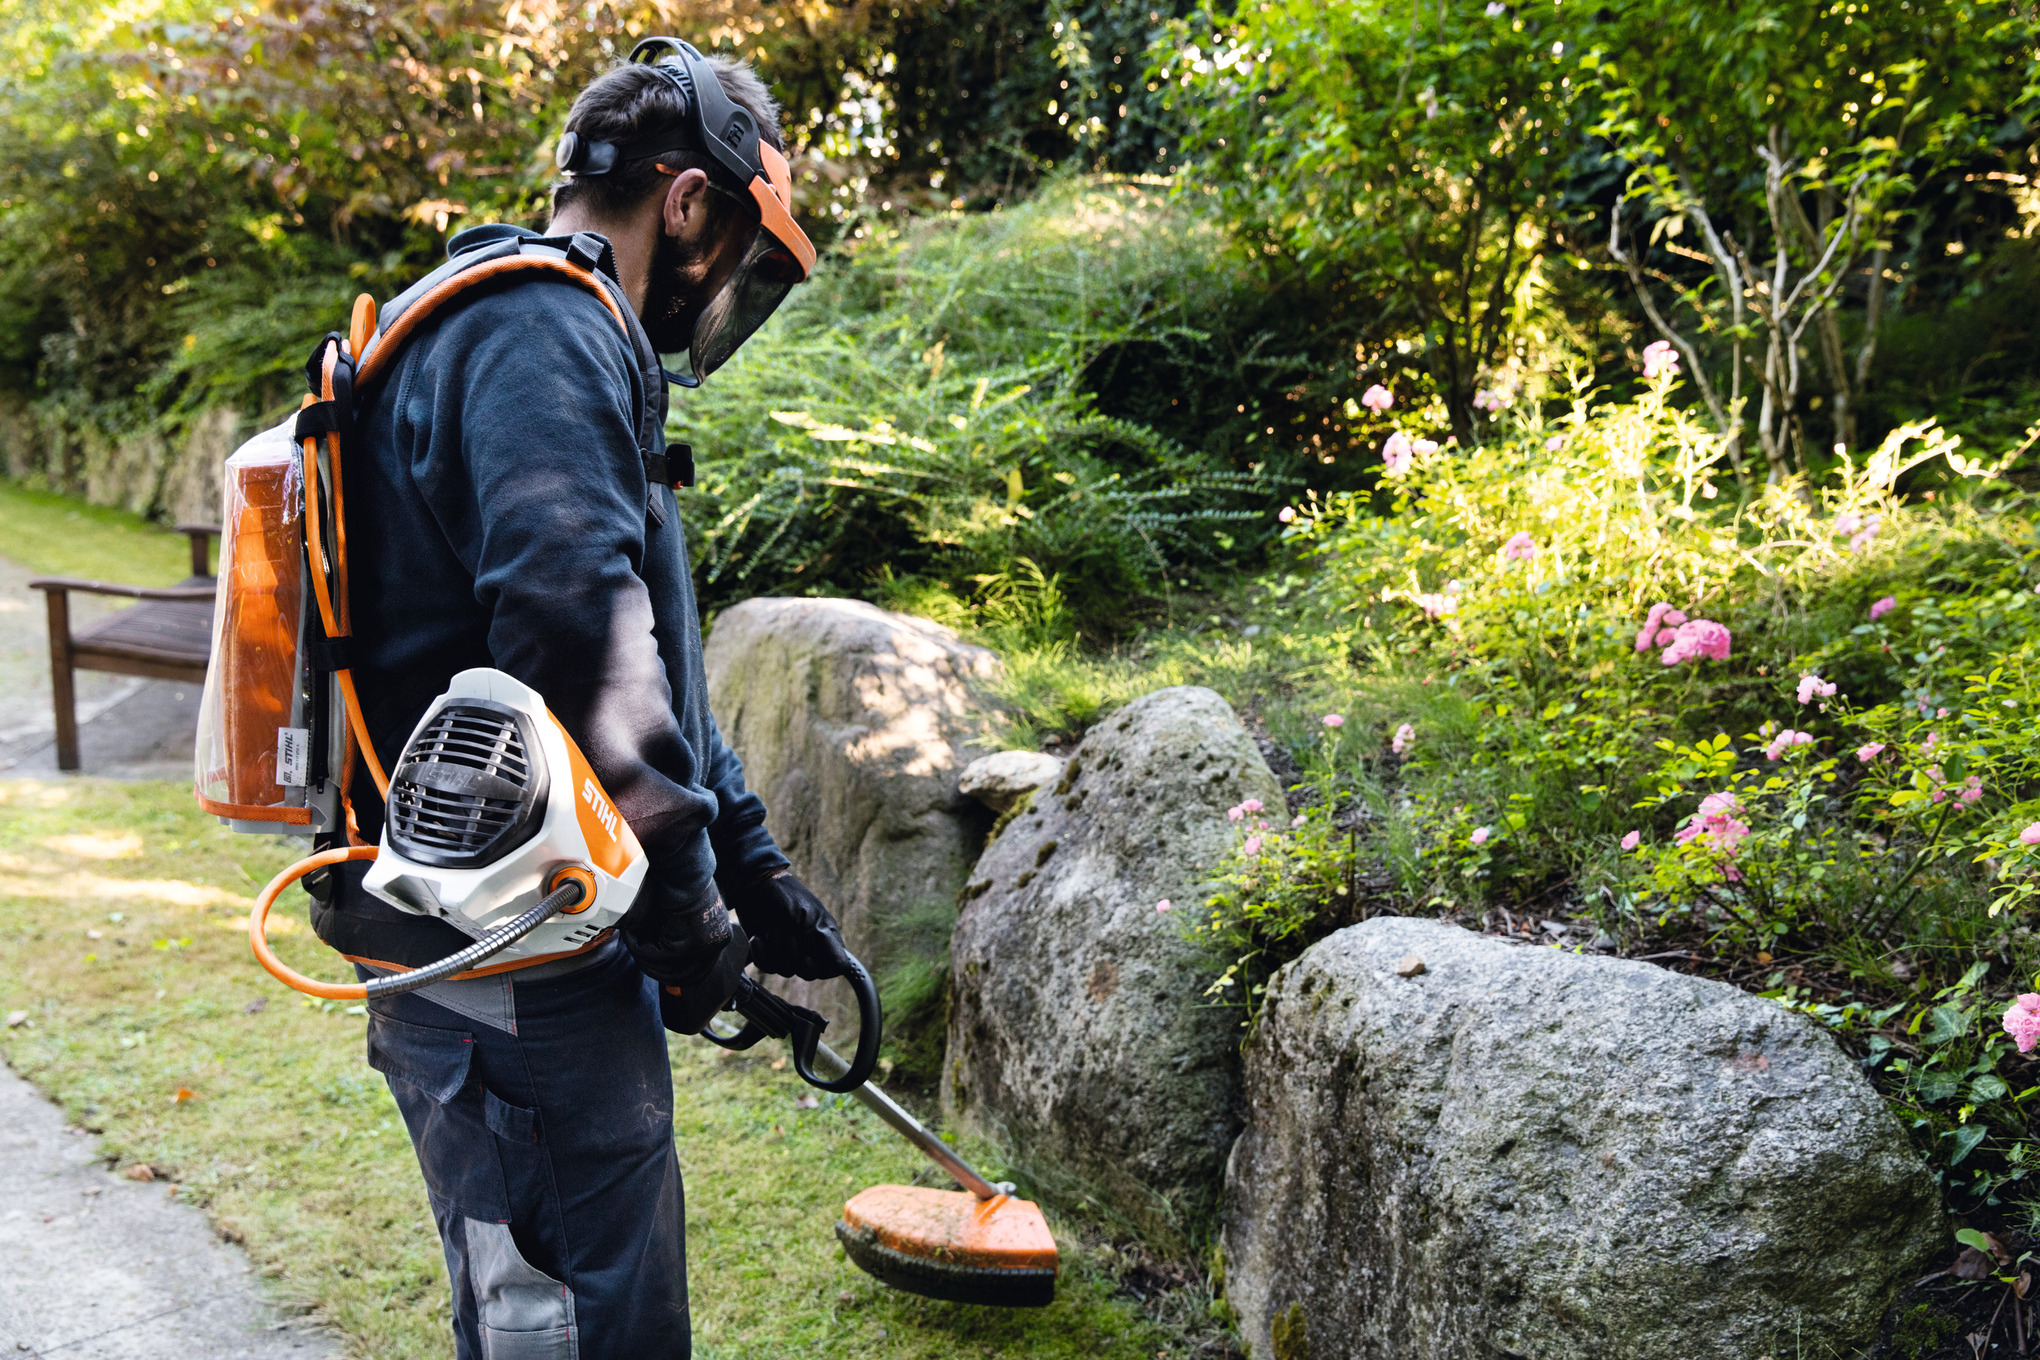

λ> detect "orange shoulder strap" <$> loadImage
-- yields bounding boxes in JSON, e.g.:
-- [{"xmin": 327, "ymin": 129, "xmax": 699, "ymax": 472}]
[{"xmin": 356, "ymin": 255, "xmax": 629, "ymax": 389}]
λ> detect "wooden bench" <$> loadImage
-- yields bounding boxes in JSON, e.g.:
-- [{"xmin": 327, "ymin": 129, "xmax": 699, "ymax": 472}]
[{"xmin": 29, "ymin": 524, "xmax": 220, "ymax": 772}]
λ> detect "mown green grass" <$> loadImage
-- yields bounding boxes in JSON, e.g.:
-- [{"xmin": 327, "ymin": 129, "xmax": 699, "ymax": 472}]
[
  {"xmin": 0, "ymin": 780, "xmax": 1191, "ymax": 1358},
  {"xmin": 0, "ymin": 479, "xmax": 196, "ymax": 582}
]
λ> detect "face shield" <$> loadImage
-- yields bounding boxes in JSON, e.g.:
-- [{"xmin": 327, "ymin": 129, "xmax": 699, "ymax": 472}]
[
  {"xmin": 670, "ymin": 140, "xmax": 813, "ymax": 385},
  {"xmin": 554, "ymin": 37, "xmax": 816, "ymax": 385}
]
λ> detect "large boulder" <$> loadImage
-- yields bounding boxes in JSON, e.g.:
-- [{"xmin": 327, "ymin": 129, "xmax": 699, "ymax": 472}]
[
  {"xmin": 702, "ymin": 599, "xmax": 1000, "ymax": 1022},
  {"xmin": 1224, "ymin": 916, "xmax": 1945, "ymax": 1360},
  {"xmin": 945, "ymin": 686, "xmax": 1284, "ymax": 1236}
]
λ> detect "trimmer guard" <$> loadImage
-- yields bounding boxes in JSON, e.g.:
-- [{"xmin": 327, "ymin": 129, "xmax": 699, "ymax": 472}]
[{"xmin": 836, "ymin": 1185, "xmax": 1057, "ymax": 1307}]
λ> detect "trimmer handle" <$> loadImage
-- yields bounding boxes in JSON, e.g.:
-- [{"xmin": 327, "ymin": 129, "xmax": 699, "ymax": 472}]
[{"xmin": 702, "ymin": 956, "xmax": 882, "ymax": 1095}]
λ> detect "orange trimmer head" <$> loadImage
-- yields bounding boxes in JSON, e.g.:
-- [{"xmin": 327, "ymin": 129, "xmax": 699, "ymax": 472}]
[
  {"xmin": 709, "ymin": 1012, "xmax": 1059, "ymax": 1307},
  {"xmin": 837, "ymin": 1185, "xmax": 1058, "ymax": 1307}
]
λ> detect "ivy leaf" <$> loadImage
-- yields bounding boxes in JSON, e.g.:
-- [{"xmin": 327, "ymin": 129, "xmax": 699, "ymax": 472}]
[
  {"xmin": 1946, "ymin": 1124, "xmax": 1989, "ymax": 1167},
  {"xmin": 1970, "ymin": 1074, "xmax": 2010, "ymax": 1102},
  {"xmin": 1923, "ymin": 1004, "xmax": 1970, "ymax": 1047}
]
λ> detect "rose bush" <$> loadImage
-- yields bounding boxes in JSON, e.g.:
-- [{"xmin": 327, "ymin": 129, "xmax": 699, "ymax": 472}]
[{"xmin": 1190, "ymin": 352, "xmax": 2040, "ymax": 1205}]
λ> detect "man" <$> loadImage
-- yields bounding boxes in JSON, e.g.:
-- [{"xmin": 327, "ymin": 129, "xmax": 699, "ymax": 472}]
[{"xmin": 311, "ymin": 42, "xmax": 849, "ymax": 1359}]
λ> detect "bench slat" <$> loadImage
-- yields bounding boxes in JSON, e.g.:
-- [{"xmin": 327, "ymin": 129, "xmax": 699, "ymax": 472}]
[{"xmin": 74, "ymin": 598, "xmax": 214, "ymax": 664}]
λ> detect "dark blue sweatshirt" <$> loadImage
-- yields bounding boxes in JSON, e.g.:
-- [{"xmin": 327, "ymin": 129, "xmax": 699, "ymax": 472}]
[{"xmin": 315, "ymin": 225, "xmax": 787, "ymax": 967}]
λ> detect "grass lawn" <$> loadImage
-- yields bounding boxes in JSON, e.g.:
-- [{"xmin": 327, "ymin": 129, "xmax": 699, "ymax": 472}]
[
  {"xmin": 0, "ymin": 480, "xmax": 197, "ymax": 582},
  {"xmin": 0, "ymin": 779, "xmax": 1197, "ymax": 1358}
]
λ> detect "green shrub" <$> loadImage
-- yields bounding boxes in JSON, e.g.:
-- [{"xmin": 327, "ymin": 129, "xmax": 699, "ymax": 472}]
[
  {"xmin": 1185, "ymin": 359, "xmax": 2040, "ymax": 1207},
  {"xmin": 673, "ymin": 178, "xmax": 1305, "ymax": 633}
]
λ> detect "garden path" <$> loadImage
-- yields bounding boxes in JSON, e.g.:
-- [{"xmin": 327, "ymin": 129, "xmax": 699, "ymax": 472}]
[
  {"xmin": 0, "ymin": 1060, "xmax": 339, "ymax": 1358},
  {"xmin": 0, "ymin": 555, "xmax": 198, "ymax": 781}
]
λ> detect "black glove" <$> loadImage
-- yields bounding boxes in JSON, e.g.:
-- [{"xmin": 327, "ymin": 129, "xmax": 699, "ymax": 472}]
[
  {"xmin": 731, "ymin": 871, "xmax": 856, "ymax": 981},
  {"xmin": 620, "ymin": 890, "xmax": 732, "ymax": 988},
  {"xmin": 656, "ymin": 921, "xmax": 751, "ymax": 1035}
]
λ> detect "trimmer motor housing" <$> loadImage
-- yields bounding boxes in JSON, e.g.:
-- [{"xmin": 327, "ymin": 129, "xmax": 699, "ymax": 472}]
[{"xmin": 362, "ymin": 668, "xmax": 646, "ymax": 961}]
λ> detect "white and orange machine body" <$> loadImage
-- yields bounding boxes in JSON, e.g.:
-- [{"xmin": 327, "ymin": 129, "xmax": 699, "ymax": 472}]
[{"xmin": 362, "ymin": 669, "xmax": 647, "ymax": 961}]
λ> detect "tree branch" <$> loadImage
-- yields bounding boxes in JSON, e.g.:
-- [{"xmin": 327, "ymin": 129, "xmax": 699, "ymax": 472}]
[{"xmin": 1609, "ymin": 199, "xmax": 1742, "ymax": 469}]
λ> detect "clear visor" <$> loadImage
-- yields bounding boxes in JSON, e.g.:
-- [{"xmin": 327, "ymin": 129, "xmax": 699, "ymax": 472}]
[{"xmin": 688, "ymin": 226, "xmax": 805, "ymax": 382}]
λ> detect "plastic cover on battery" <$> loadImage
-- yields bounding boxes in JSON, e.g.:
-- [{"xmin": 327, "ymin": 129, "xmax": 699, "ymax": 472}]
[{"xmin": 193, "ymin": 418, "xmax": 309, "ymax": 826}]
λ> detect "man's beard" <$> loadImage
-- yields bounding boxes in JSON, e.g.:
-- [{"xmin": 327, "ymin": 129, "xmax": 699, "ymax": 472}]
[{"xmin": 641, "ymin": 228, "xmax": 710, "ymax": 355}]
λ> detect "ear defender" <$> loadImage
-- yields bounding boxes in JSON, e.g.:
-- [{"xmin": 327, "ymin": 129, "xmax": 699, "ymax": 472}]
[{"xmin": 553, "ymin": 130, "xmax": 619, "ymax": 177}]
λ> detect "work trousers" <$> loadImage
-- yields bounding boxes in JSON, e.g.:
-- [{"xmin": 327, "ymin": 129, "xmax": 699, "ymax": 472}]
[{"xmin": 361, "ymin": 941, "xmax": 689, "ymax": 1359}]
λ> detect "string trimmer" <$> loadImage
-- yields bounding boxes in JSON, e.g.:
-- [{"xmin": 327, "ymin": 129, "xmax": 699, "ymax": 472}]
[
  {"xmin": 700, "ymin": 971, "xmax": 1059, "ymax": 1307},
  {"xmin": 244, "ymin": 667, "xmax": 1059, "ymax": 1309}
]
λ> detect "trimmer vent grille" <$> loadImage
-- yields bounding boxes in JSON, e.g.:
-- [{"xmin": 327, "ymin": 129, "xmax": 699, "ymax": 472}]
[{"xmin": 386, "ymin": 703, "xmax": 545, "ymax": 869}]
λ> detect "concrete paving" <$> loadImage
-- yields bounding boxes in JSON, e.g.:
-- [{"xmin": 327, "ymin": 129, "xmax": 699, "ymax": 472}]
[
  {"xmin": 0, "ymin": 1062, "xmax": 340, "ymax": 1359},
  {"xmin": 0, "ymin": 552, "xmax": 331, "ymax": 1356},
  {"xmin": 0, "ymin": 556, "xmax": 199, "ymax": 781}
]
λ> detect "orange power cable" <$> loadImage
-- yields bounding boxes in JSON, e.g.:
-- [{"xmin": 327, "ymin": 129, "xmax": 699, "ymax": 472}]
[
  {"xmin": 299, "ymin": 346, "xmax": 389, "ymax": 799},
  {"xmin": 248, "ymin": 845, "xmax": 378, "ymax": 1001}
]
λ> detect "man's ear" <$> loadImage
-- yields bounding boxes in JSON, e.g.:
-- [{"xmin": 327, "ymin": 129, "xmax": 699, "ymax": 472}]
[{"xmin": 661, "ymin": 167, "xmax": 712, "ymax": 242}]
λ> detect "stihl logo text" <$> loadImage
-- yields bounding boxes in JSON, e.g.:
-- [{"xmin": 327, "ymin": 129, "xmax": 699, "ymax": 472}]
[{"xmin": 582, "ymin": 777, "xmax": 619, "ymax": 841}]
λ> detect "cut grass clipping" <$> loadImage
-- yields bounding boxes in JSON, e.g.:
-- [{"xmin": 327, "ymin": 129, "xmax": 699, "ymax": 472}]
[{"xmin": 0, "ymin": 780, "xmax": 1185, "ymax": 1358}]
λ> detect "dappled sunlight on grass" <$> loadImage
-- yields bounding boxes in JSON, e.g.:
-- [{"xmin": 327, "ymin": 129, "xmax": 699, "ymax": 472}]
[{"xmin": 40, "ymin": 830, "xmax": 144, "ymax": 859}]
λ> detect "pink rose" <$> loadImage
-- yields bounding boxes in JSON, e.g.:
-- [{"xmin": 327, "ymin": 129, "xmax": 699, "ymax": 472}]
[
  {"xmin": 1676, "ymin": 791, "xmax": 1750, "ymax": 853},
  {"xmin": 1959, "ymin": 777, "xmax": 1983, "ymax": 806},
  {"xmin": 1636, "ymin": 603, "xmax": 1672, "ymax": 653},
  {"xmin": 1764, "ymin": 729, "xmax": 1813, "ymax": 761},
  {"xmin": 2005, "ymin": 994, "xmax": 2040, "ymax": 1053},
  {"xmin": 1322, "ymin": 714, "xmax": 1344, "ymax": 729},
  {"xmin": 1545, "ymin": 434, "xmax": 1566, "ymax": 452},
  {"xmin": 1869, "ymin": 595, "xmax": 1896, "ymax": 621},
  {"xmin": 1797, "ymin": 674, "xmax": 1837, "ymax": 705},
  {"xmin": 1361, "ymin": 384, "xmax": 1394, "ymax": 413},
  {"xmin": 1155, "ymin": 899, "xmax": 1172, "ymax": 913},
  {"xmin": 2020, "ymin": 822, "xmax": 2040, "ymax": 846},
  {"xmin": 1502, "ymin": 531, "xmax": 1538, "ymax": 562},
  {"xmin": 1382, "ymin": 432, "xmax": 1414, "ymax": 478},
  {"xmin": 1660, "ymin": 619, "xmax": 1732, "ymax": 666},
  {"xmin": 1243, "ymin": 836, "xmax": 1262, "ymax": 857},
  {"xmin": 1856, "ymin": 743, "xmax": 1885, "ymax": 762},
  {"xmin": 1620, "ymin": 830, "xmax": 1641, "ymax": 851},
  {"xmin": 1241, "ymin": 799, "xmax": 1265, "ymax": 813},
  {"xmin": 1228, "ymin": 805, "xmax": 1246, "ymax": 823},
  {"xmin": 1470, "ymin": 827, "xmax": 1490, "ymax": 845},
  {"xmin": 1392, "ymin": 722, "xmax": 1415, "ymax": 756},
  {"xmin": 1641, "ymin": 340, "xmax": 1680, "ymax": 379},
  {"xmin": 1278, "ymin": 506, "xmax": 1296, "ymax": 523}
]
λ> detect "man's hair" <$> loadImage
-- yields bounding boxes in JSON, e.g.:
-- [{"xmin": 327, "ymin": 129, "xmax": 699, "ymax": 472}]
[{"xmin": 550, "ymin": 55, "xmax": 784, "ymax": 223}]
